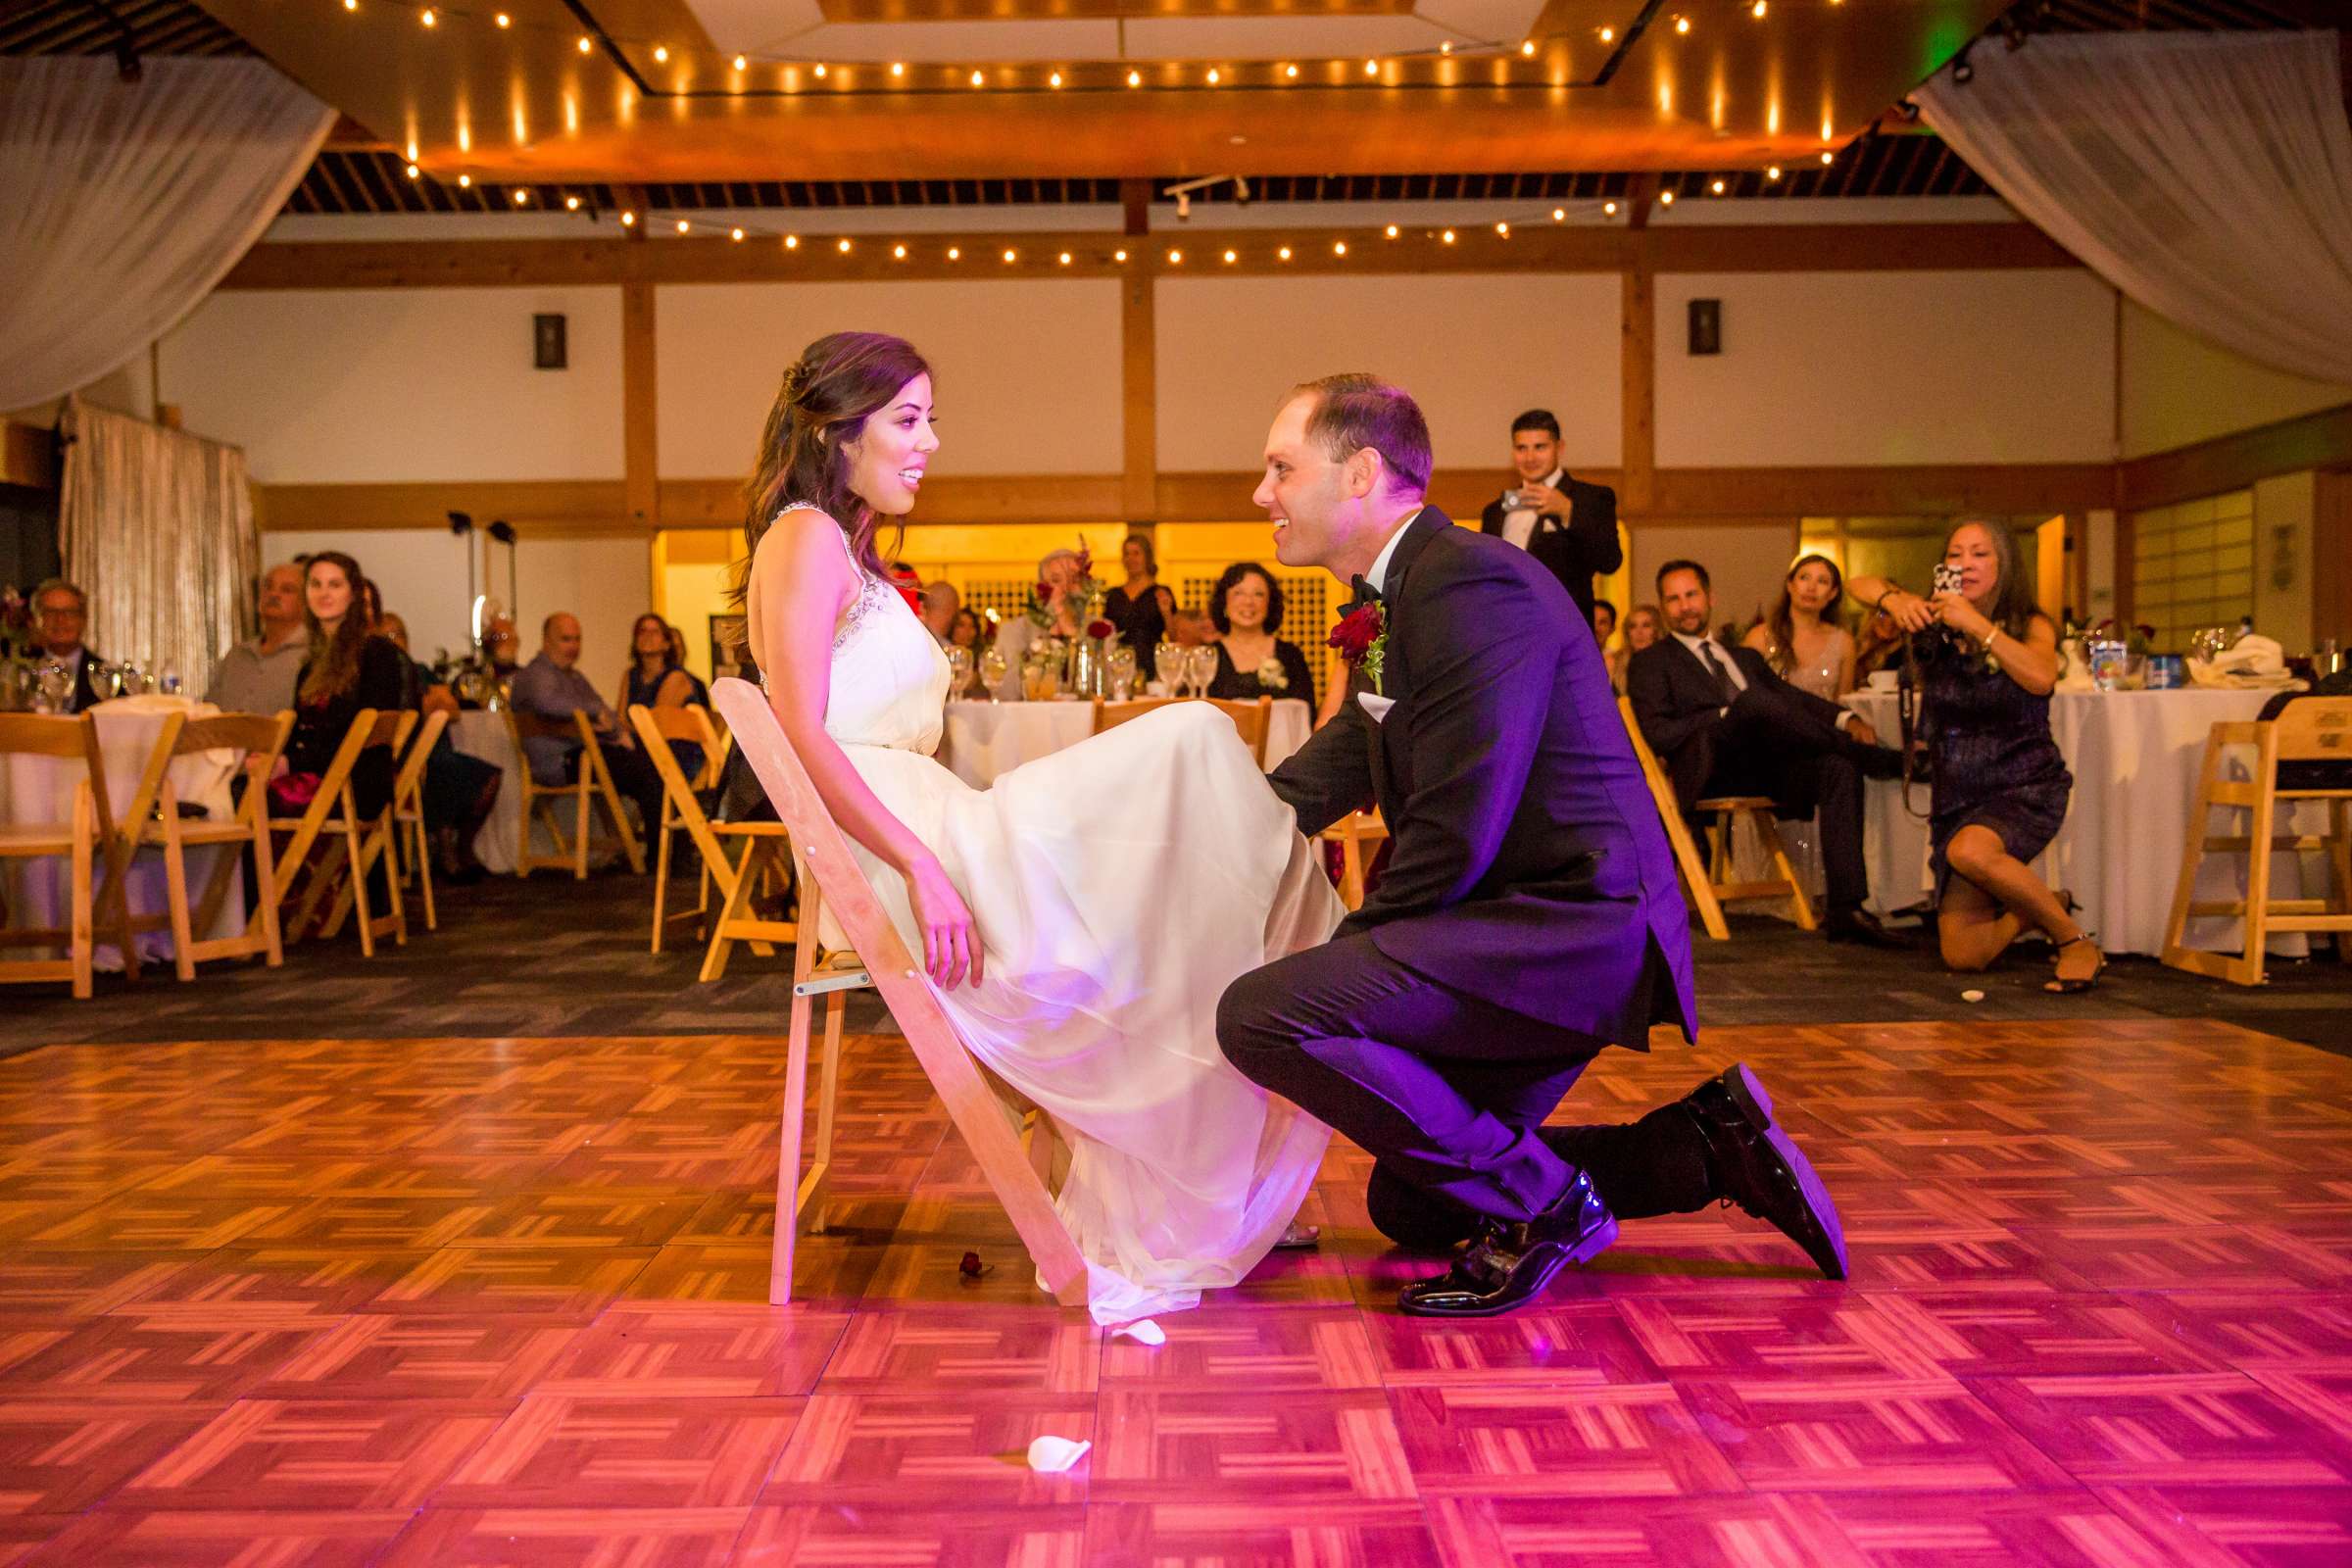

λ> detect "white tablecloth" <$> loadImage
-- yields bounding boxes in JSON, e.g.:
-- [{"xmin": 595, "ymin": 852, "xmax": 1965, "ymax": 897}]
[
  {"xmin": 0, "ymin": 696, "xmax": 245, "ymax": 968},
  {"xmin": 449, "ymin": 709, "xmax": 558, "ymax": 876},
  {"xmin": 936, "ymin": 698, "xmax": 1313, "ymax": 790},
  {"xmin": 1844, "ymin": 687, "xmax": 2322, "ymax": 956}
]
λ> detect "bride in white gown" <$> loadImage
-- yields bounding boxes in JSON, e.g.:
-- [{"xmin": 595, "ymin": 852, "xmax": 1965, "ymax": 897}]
[{"xmin": 741, "ymin": 332, "xmax": 1345, "ymax": 1323}]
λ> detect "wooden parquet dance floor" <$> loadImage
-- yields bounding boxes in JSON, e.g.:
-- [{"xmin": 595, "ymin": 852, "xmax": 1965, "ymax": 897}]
[{"xmin": 1, "ymin": 1017, "xmax": 2349, "ymax": 1565}]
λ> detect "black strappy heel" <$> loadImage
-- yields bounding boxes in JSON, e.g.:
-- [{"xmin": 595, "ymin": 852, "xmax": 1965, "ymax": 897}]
[{"xmin": 2044, "ymin": 935, "xmax": 2105, "ymax": 995}]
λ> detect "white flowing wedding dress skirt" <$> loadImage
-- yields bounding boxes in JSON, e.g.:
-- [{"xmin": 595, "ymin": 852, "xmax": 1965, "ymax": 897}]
[{"xmin": 838, "ymin": 703, "xmax": 1345, "ymax": 1323}]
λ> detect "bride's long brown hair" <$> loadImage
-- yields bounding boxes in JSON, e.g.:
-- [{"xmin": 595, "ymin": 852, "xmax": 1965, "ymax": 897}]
[{"xmin": 736, "ymin": 331, "xmax": 933, "ymax": 606}]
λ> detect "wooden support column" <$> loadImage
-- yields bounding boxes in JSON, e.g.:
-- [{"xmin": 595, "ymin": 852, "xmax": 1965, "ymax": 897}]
[
  {"xmin": 1621, "ymin": 178, "xmax": 1658, "ymax": 518},
  {"xmin": 620, "ymin": 187, "xmax": 658, "ymax": 530},
  {"xmin": 1122, "ymin": 270, "xmax": 1156, "ymax": 524}
]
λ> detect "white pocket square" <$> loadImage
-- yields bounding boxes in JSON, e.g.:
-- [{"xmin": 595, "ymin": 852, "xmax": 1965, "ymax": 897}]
[{"xmin": 1356, "ymin": 692, "xmax": 1396, "ymax": 723}]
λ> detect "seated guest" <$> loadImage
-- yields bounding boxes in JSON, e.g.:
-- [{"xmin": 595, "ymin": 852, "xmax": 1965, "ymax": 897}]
[
  {"xmin": 1205, "ymin": 562, "xmax": 1313, "ymax": 703},
  {"xmin": 1592, "ymin": 597, "xmax": 1617, "ymax": 653},
  {"xmin": 622, "ymin": 612, "xmax": 710, "ymax": 778},
  {"xmin": 918, "ymin": 581, "xmax": 960, "ymax": 647},
  {"xmin": 949, "ymin": 608, "xmax": 982, "ymax": 653},
  {"xmin": 31, "ymin": 578, "xmax": 103, "ymax": 712},
  {"xmin": 1627, "ymin": 559, "xmax": 1903, "ymax": 948},
  {"xmin": 278, "ymin": 553, "xmax": 410, "ymax": 822},
  {"xmin": 483, "ymin": 613, "xmax": 520, "ymax": 678},
  {"xmin": 1611, "ymin": 602, "xmax": 1662, "ymax": 693},
  {"xmin": 991, "ymin": 547, "xmax": 1087, "ymax": 698},
  {"xmin": 513, "ymin": 612, "xmax": 664, "ymax": 858},
  {"xmin": 1478, "ymin": 409, "xmax": 1621, "ymax": 626},
  {"xmin": 1742, "ymin": 554, "xmax": 1854, "ymax": 702},
  {"xmin": 1102, "ymin": 533, "xmax": 1167, "ymax": 660},
  {"xmin": 1852, "ymin": 605, "xmax": 1904, "ymax": 688},
  {"xmin": 377, "ymin": 609, "xmax": 499, "ymax": 884},
  {"xmin": 207, "ymin": 562, "xmax": 309, "ymax": 713},
  {"xmin": 1849, "ymin": 522, "xmax": 2095, "ymax": 992}
]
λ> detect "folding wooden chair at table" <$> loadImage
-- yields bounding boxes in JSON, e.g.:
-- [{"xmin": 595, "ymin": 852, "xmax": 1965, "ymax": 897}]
[
  {"xmin": 1616, "ymin": 696, "xmax": 1813, "ymax": 940},
  {"xmin": 628, "ymin": 702, "xmax": 795, "ymax": 976},
  {"xmin": 711, "ymin": 677, "xmax": 1089, "ymax": 1308},
  {"xmin": 386, "ymin": 709, "xmax": 451, "ymax": 932},
  {"xmin": 2162, "ymin": 697, "xmax": 2352, "ymax": 987},
  {"xmin": 138, "ymin": 710, "xmax": 294, "ymax": 980},
  {"xmin": 270, "ymin": 709, "xmax": 412, "ymax": 956},
  {"xmin": 0, "ymin": 713, "xmax": 110, "ymax": 999},
  {"xmin": 1092, "ymin": 694, "xmax": 1275, "ymax": 764},
  {"xmin": 503, "ymin": 709, "xmax": 645, "ymax": 878}
]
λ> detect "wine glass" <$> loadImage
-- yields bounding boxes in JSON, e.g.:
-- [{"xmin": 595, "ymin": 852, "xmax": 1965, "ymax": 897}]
[
  {"xmin": 1154, "ymin": 643, "xmax": 1185, "ymax": 696},
  {"xmin": 1186, "ymin": 645, "xmax": 1219, "ymax": 700},
  {"xmin": 945, "ymin": 644, "xmax": 973, "ymax": 699},
  {"xmin": 979, "ymin": 646, "xmax": 1008, "ymax": 702},
  {"xmin": 1106, "ymin": 645, "xmax": 1138, "ymax": 701},
  {"xmin": 35, "ymin": 661, "xmax": 72, "ymax": 713}
]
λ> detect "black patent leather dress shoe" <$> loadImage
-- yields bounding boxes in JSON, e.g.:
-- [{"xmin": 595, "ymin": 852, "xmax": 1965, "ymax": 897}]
[
  {"xmin": 1685, "ymin": 1063, "xmax": 1847, "ymax": 1280},
  {"xmin": 1824, "ymin": 908, "xmax": 1909, "ymax": 949},
  {"xmin": 1396, "ymin": 1169, "xmax": 1618, "ymax": 1317}
]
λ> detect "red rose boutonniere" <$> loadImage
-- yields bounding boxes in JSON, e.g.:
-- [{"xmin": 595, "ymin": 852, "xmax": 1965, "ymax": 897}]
[{"xmin": 1329, "ymin": 602, "xmax": 1389, "ymax": 694}]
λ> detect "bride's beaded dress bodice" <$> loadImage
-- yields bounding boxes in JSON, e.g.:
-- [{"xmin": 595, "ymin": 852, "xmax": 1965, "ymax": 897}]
[{"xmin": 760, "ymin": 503, "xmax": 950, "ymax": 756}]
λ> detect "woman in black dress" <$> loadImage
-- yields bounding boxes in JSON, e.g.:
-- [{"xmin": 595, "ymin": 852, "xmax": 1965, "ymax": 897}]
[
  {"xmin": 1102, "ymin": 533, "xmax": 1166, "ymax": 662},
  {"xmin": 1849, "ymin": 521, "xmax": 2096, "ymax": 992},
  {"xmin": 279, "ymin": 552, "xmax": 411, "ymax": 822},
  {"xmin": 621, "ymin": 613, "xmax": 710, "ymax": 778},
  {"xmin": 1203, "ymin": 562, "xmax": 1313, "ymax": 704}
]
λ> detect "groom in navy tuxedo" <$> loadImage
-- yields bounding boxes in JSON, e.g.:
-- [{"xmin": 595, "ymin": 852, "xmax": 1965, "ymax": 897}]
[{"xmin": 1217, "ymin": 374, "xmax": 1846, "ymax": 1316}]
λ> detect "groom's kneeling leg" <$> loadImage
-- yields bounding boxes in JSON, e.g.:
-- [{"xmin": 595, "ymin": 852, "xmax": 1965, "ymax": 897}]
[{"xmin": 1217, "ymin": 934, "xmax": 1603, "ymax": 1225}]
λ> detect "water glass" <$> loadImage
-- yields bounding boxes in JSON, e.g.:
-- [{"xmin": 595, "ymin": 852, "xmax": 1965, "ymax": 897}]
[
  {"xmin": 1154, "ymin": 644, "xmax": 1185, "ymax": 694},
  {"xmin": 945, "ymin": 644, "xmax": 973, "ymax": 697},
  {"xmin": 979, "ymin": 646, "xmax": 1009, "ymax": 701},
  {"xmin": 1186, "ymin": 645, "xmax": 1219, "ymax": 699}
]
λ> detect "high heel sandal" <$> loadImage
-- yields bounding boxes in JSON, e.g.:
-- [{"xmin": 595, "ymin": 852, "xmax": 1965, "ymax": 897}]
[{"xmin": 2044, "ymin": 935, "xmax": 2105, "ymax": 995}]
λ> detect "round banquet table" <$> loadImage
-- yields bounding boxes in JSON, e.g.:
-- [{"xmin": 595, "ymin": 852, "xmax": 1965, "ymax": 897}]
[
  {"xmin": 1843, "ymin": 686, "xmax": 2322, "ymax": 956},
  {"xmin": 936, "ymin": 697, "xmax": 1314, "ymax": 789},
  {"xmin": 0, "ymin": 695, "xmax": 245, "ymax": 969}
]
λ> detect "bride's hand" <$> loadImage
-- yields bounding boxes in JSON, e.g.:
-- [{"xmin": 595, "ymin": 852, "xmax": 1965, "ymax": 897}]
[{"xmin": 906, "ymin": 854, "xmax": 985, "ymax": 989}]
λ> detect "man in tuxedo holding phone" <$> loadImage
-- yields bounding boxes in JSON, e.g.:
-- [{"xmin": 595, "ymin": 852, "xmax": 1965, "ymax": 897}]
[
  {"xmin": 1479, "ymin": 409, "xmax": 1620, "ymax": 629},
  {"xmin": 1217, "ymin": 375, "xmax": 1849, "ymax": 1319}
]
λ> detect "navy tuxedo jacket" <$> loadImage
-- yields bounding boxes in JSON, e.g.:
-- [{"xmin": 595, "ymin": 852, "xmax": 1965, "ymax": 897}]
[{"xmin": 1267, "ymin": 509, "xmax": 1695, "ymax": 1050}]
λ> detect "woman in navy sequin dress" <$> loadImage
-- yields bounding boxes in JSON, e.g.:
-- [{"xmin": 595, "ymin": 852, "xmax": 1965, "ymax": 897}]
[{"xmin": 1849, "ymin": 521, "xmax": 2101, "ymax": 993}]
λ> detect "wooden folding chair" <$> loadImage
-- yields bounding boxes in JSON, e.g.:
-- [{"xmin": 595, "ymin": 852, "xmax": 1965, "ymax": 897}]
[
  {"xmin": 271, "ymin": 709, "xmax": 411, "ymax": 956},
  {"xmin": 711, "ymin": 677, "xmax": 1089, "ymax": 1309},
  {"xmin": 505, "ymin": 709, "xmax": 643, "ymax": 877},
  {"xmin": 388, "ymin": 709, "xmax": 452, "ymax": 931},
  {"xmin": 1615, "ymin": 696, "xmax": 1813, "ymax": 938},
  {"xmin": 0, "ymin": 713, "xmax": 106, "ymax": 999},
  {"xmin": 140, "ymin": 710, "xmax": 293, "ymax": 980},
  {"xmin": 1092, "ymin": 694, "xmax": 1275, "ymax": 764},
  {"xmin": 628, "ymin": 702, "xmax": 795, "ymax": 976},
  {"xmin": 2162, "ymin": 698, "xmax": 2352, "ymax": 987},
  {"xmin": 1319, "ymin": 809, "xmax": 1389, "ymax": 911},
  {"xmin": 84, "ymin": 708, "xmax": 191, "ymax": 978}
]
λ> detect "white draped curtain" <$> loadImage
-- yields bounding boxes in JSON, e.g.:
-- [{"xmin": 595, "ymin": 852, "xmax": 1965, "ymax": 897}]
[
  {"xmin": 0, "ymin": 57, "xmax": 333, "ymax": 410},
  {"xmin": 59, "ymin": 396, "xmax": 259, "ymax": 686},
  {"xmin": 1917, "ymin": 30, "xmax": 2352, "ymax": 385}
]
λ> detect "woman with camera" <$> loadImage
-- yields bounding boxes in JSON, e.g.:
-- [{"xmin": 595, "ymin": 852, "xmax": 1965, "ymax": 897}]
[{"xmin": 1848, "ymin": 520, "xmax": 2097, "ymax": 993}]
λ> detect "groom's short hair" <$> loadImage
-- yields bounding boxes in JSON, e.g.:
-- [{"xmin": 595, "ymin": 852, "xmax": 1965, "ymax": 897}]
[{"xmin": 1286, "ymin": 374, "xmax": 1433, "ymax": 497}]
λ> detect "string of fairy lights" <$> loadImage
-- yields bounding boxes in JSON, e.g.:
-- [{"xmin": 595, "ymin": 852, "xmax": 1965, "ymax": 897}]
[
  {"xmin": 348, "ymin": 0, "xmax": 1828, "ymax": 102},
  {"xmin": 388, "ymin": 155, "xmax": 1848, "ymax": 266},
  {"xmin": 343, "ymin": 0, "xmax": 1855, "ymax": 259}
]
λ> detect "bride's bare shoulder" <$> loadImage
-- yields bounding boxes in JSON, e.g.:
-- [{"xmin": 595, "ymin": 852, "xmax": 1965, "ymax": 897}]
[{"xmin": 752, "ymin": 507, "xmax": 857, "ymax": 584}]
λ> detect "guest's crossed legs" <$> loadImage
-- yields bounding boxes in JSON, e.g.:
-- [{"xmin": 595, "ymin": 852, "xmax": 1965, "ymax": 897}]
[{"xmin": 1216, "ymin": 931, "xmax": 1718, "ymax": 1246}]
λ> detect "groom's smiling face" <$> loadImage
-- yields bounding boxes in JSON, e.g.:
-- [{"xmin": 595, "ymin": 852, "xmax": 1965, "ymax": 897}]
[{"xmin": 1256, "ymin": 394, "xmax": 1363, "ymax": 572}]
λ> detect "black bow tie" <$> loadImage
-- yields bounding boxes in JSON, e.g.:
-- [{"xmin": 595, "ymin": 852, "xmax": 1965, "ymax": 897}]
[{"xmin": 1348, "ymin": 575, "xmax": 1384, "ymax": 609}]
